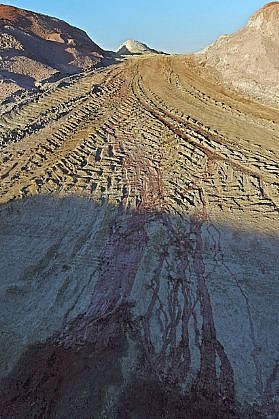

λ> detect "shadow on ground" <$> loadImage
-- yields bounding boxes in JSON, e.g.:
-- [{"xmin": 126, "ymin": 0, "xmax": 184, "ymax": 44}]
[{"xmin": 0, "ymin": 195, "xmax": 277, "ymax": 418}]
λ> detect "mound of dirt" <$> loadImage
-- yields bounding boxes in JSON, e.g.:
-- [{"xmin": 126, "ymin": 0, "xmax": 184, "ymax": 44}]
[
  {"xmin": 0, "ymin": 4, "xmax": 105, "ymax": 101},
  {"xmin": 196, "ymin": 2, "xmax": 279, "ymax": 105},
  {"xmin": 116, "ymin": 39, "xmax": 161, "ymax": 55}
]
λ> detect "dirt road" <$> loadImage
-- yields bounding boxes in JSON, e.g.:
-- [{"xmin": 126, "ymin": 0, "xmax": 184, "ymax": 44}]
[{"xmin": 0, "ymin": 56, "xmax": 278, "ymax": 418}]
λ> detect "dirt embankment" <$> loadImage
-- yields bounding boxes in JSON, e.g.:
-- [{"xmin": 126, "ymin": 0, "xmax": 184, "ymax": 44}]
[
  {"xmin": 196, "ymin": 2, "xmax": 279, "ymax": 106},
  {"xmin": 0, "ymin": 4, "xmax": 106, "ymax": 101}
]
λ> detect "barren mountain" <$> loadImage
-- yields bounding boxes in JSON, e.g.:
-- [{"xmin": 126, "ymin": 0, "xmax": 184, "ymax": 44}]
[
  {"xmin": 196, "ymin": 2, "xmax": 279, "ymax": 105},
  {"xmin": 0, "ymin": 4, "xmax": 105, "ymax": 101},
  {"xmin": 116, "ymin": 39, "xmax": 160, "ymax": 55},
  {"xmin": 0, "ymin": 3, "xmax": 278, "ymax": 419}
]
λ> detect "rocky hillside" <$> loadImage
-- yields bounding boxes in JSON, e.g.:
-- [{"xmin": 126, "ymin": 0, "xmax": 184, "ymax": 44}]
[
  {"xmin": 0, "ymin": 4, "xmax": 105, "ymax": 101},
  {"xmin": 196, "ymin": 2, "xmax": 279, "ymax": 105},
  {"xmin": 116, "ymin": 39, "xmax": 160, "ymax": 55}
]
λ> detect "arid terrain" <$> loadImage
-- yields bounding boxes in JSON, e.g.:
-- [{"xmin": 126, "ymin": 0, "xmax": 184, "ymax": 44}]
[
  {"xmin": 116, "ymin": 39, "xmax": 161, "ymax": 55},
  {"xmin": 197, "ymin": 2, "xmax": 279, "ymax": 106},
  {"xmin": 0, "ymin": 4, "xmax": 106, "ymax": 101},
  {"xmin": 0, "ymin": 3, "xmax": 278, "ymax": 419}
]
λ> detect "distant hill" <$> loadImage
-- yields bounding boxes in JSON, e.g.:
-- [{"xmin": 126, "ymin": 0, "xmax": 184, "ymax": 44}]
[
  {"xmin": 196, "ymin": 2, "xmax": 279, "ymax": 105},
  {"xmin": 0, "ymin": 4, "xmax": 106, "ymax": 100},
  {"xmin": 116, "ymin": 39, "xmax": 161, "ymax": 55}
]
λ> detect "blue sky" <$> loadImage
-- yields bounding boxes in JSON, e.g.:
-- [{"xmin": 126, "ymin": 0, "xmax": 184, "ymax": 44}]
[{"xmin": 1, "ymin": 1, "xmax": 269, "ymax": 53}]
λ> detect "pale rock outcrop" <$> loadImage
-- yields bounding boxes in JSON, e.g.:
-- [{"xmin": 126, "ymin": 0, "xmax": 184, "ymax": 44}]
[
  {"xmin": 116, "ymin": 39, "xmax": 160, "ymax": 55},
  {"xmin": 196, "ymin": 2, "xmax": 279, "ymax": 105}
]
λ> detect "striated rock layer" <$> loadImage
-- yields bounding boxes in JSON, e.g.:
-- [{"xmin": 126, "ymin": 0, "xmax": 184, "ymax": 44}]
[
  {"xmin": 196, "ymin": 2, "xmax": 279, "ymax": 106},
  {"xmin": 0, "ymin": 55, "xmax": 278, "ymax": 418},
  {"xmin": 0, "ymin": 4, "xmax": 105, "ymax": 101}
]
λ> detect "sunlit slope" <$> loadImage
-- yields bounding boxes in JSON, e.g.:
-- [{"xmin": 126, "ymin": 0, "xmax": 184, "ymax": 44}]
[
  {"xmin": 1, "ymin": 56, "xmax": 278, "ymax": 231},
  {"xmin": 196, "ymin": 2, "xmax": 279, "ymax": 105}
]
